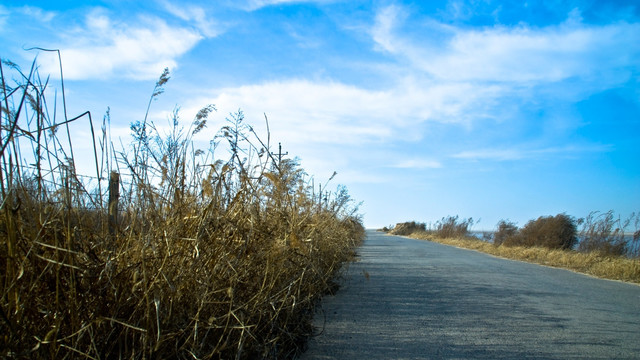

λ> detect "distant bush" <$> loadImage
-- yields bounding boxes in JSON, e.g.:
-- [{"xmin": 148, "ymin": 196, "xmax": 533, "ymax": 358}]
[
  {"xmin": 389, "ymin": 221, "xmax": 426, "ymax": 236},
  {"xmin": 504, "ymin": 214, "xmax": 577, "ymax": 250},
  {"xmin": 578, "ymin": 211, "xmax": 637, "ymax": 256},
  {"xmin": 434, "ymin": 215, "xmax": 474, "ymax": 238},
  {"xmin": 493, "ymin": 220, "xmax": 518, "ymax": 246}
]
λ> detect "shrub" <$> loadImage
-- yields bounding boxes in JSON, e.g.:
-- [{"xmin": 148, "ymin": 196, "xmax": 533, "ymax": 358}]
[
  {"xmin": 505, "ymin": 214, "xmax": 577, "ymax": 250},
  {"xmin": 493, "ymin": 220, "xmax": 518, "ymax": 246},
  {"xmin": 578, "ymin": 211, "xmax": 633, "ymax": 256},
  {"xmin": 389, "ymin": 221, "xmax": 426, "ymax": 236},
  {"xmin": 434, "ymin": 215, "xmax": 474, "ymax": 238}
]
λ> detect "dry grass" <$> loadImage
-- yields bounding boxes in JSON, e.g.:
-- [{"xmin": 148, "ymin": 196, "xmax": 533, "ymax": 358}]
[
  {"xmin": 1, "ymin": 58, "xmax": 364, "ymax": 358},
  {"xmin": 408, "ymin": 232, "xmax": 640, "ymax": 284}
]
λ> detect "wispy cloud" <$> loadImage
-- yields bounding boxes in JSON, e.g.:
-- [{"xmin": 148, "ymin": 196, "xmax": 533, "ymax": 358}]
[
  {"xmin": 361, "ymin": 3, "xmax": 639, "ymax": 168},
  {"xmin": 162, "ymin": 2, "xmax": 222, "ymax": 37},
  {"xmin": 452, "ymin": 148, "xmax": 526, "ymax": 161},
  {"xmin": 19, "ymin": 5, "xmax": 56, "ymax": 22},
  {"xmin": 174, "ymin": 3, "xmax": 638, "ymax": 177},
  {"xmin": 38, "ymin": 9, "xmax": 203, "ymax": 80},
  {"xmin": 371, "ymin": 4, "xmax": 407, "ymax": 53},
  {"xmin": 191, "ymin": 77, "xmax": 506, "ymax": 149},
  {"xmin": 421, "ymin": 23, "xmax": 640, "ymax": 84},
  {"xmin": 0, "ymin": 5, "xmax": 8, "ymax": 29},
  {"xmin": 452, "ymin": 144, "xmax": 614, "ymax": 161},
  {"xmin": 393, "ymin": 159, "xmax": 442, "ymax": 169},
  {"xmin": 240, "ymin": 0, "xmax": 336, "ymax": 11},
  {"xmin": 199, "ymin": 80, "xmax": 393, "ymax": 145},
  {"xmin": 0, "ymin": 5, "xmax": 56, "ymax": 31},
  {"xmin": 371, "ymin": 5, "xmax": 640, "ymax": 85}
]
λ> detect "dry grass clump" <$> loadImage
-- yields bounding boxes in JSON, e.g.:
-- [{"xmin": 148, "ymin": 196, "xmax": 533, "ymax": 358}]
[
  {"xmin": 493, "ymin": 220, "xmax": 518, "ymax": 246},
  {"xmin": 1, "ymin": 58, "xmax": 364, "ymax": 358},
  {"xmin": 578, "ymin": 211, "xmax": 639, "ymax": 257},
  {"xmin": 502, "ymin": 214, "xmax": 578, "ymax": 250},
  {"xmin": 431, "ymin": 215, "xmax": 475, "ymax": 239},
  {"xmin": 387, "ymin": 216, "xmax": 474, "ymax": 238},
  {"xmin": 388, "ymin": 221, "xmax": 425, "ymax": 236}
]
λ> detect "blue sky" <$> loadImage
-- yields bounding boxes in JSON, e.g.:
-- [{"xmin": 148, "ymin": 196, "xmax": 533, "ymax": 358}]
[{"xmin": 1, "ymin": 0, "xmax": 639, "ymax": 229}]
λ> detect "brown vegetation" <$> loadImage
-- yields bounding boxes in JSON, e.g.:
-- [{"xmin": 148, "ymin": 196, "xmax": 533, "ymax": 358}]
[
  {"xmin": 410, "ymin": 234, "xmax": 640, "ymax": 284},
  {"xmin": 387, "ymin": 216, "xmax": 474, "ymax": 239},
  {"xmin": 386, "ymin": 214, "xmax": 640, "ymax": 284},
  {"xmin": 502, "ymin": 214, "xmax": 578, "ymax": 250},
  {"xmin": 387, "ymin": 221, "xmax": 425, "ymax": 236},
  {"xmin": 578, "ymin": 210, "xmax": 639, "ymax": 256},
  {"xmin": 1, "ymin": 58, "xmax": 364, "ymax": 358}
]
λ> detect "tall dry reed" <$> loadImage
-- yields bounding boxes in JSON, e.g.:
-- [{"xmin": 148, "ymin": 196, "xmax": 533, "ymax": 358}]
[{"xmin": 0, "ymin": 56, "xmax": 364, "ymax": 359}]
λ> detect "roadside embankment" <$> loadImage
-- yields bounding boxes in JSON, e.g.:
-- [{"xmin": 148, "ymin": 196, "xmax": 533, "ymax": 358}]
[{"xmin": 407, "ymin": 232, "xmax": 640, "ymax": 284}]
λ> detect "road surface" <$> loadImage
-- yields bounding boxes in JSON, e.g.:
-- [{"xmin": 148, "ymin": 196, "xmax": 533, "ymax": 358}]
[{"xmin": 300, "ymin": 230, "xmax": 640, "ymax": 359}]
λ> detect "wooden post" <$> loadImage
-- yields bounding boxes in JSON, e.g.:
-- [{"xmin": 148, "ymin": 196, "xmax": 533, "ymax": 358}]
[
  {"xmin": 270, "ymin": 142, "xmax": 288, "ymax": 173},
  {"xmin": 108, "ymin": 171, "xmax": 120, "ymax": 238}
]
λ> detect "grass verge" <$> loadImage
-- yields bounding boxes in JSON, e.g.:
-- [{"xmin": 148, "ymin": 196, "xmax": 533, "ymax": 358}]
[{"xmin": 405, "ymin": 232, "xmax": 640, "ymax": 284}]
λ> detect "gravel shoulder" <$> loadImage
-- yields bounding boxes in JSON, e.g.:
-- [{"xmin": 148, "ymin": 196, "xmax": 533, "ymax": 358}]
[{"xmin": 300, "ymin": 230, "xmax": 640, "ymax": 359}]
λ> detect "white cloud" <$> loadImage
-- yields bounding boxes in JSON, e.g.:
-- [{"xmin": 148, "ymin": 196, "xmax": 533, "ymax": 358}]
[
  {"xmin": 162, "ymin": 2, "xmax": 221, "ymax": 37},
  {"xmin": 240, "ymin": 0, "xmax": 335, "ymax": 11},
  {"xmin": 39, "ymin": 9, "xmax": 203, "ymax": 80},
  {"xmin": 393, "ymin": 159, "xmax": 442, "ymax": 169},
  {"xmin": 19, "ymin": 5, "xmax": 56, "ymax": 22},
  {"xmin": 371, "ymin": 4, "xmax": 406, "ymax": 53},
  {"xmin": 169, "ymin": 75, "xmax": 501, "ymax": 190},
  {"xmin": 443, "ymin": 0, "xmax": 473, "ymax": 21},
  {"xmin": 371, "ymin": 5, "xmax": 640, "ymax": 84},
  {"xmin": 203, "ymin": 80, "xmax": 392, "ymax": 145},
  {"xmin": 171, "ymin": 5, "xmax": 638, "ymax": 178},
  {"xmin": 0, "ymin": 5, "xmax": 8, "ymax": 29},
  {"xmin": 452, "ymin": 148, "xmax": 524, "ymax": 161},
  {"xmin": 189, "ymin": 77, "xmax": 505, "ymax": 150},
  {"xmin": 423, "ymin": 23, "xmax": 640, "ymax": 83},
  {"xmin": 0, "ymin": 5, "xmax": 56, "ymax": 30},
  {"xmin": 452, "ymin": 144, "xmax": 614, "ymax": 161}
]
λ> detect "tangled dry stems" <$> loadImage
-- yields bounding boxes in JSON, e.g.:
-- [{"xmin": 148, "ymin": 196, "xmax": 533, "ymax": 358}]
[{"xmin": 1, "ymin": 58, "xmax": 364, "ymax": 359}]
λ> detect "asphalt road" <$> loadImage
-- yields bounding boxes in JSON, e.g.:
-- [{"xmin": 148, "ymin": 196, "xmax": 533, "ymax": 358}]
[{"xmin": 300, "ymin": 230, "xmax": 640, "ymax": 359}]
